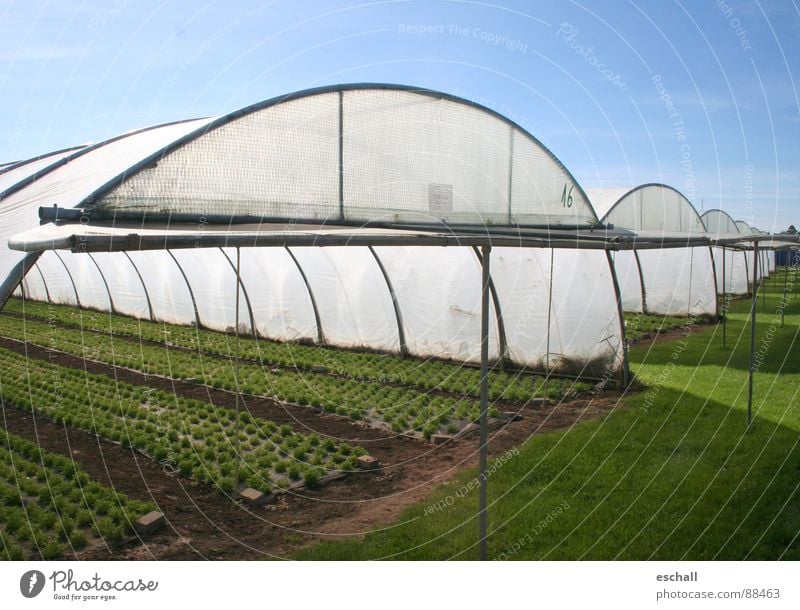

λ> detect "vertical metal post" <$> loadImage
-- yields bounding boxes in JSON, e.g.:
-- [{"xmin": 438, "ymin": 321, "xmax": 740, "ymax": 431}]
[
  {"xmin": 544, "ymin": 248, "xmax": 555, "ymax": 402},
  {"xmin": 761, "ymin": 254, "xmax": 767, "ymax": 311},
  {"xmin": 478, "ymin": 245, "xmax": 491, "ymax": 561},
  {"xmin": 234, "ymin": 247, "xmax": 242, "ymax": 488},
  {"xmin": 748, "ymin": 240, "xmax": 759, "ymax": 427},
  {"xmin": 722, "ymin": 248, "xmax": 727, "ymax": 349},
  {"xmin": 338, "ymin": 90, "xmax": 344, "ymax": 220},
  {"xmin": 781, "ymin": 258, "xmax": 789, "ymax": 327}
]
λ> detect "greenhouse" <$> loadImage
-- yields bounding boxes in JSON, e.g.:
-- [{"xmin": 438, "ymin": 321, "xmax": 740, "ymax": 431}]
[
  {"xmin": 701, "ymin": 209, "xmax": 750, "ymax": 296},
  {"xmin": 586, "ymin": 184, "xmax": 718, "ymax": 318},
  {"xmin": 734, "ymin": 220, "xmax": 771, "ymax": 284},
  {"xmin": 1, "ymin": 84, "xmax": 632, "ymax": 379}
]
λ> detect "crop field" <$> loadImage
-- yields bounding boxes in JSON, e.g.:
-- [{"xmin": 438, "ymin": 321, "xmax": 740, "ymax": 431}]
[
  {"xmin": 0, "ymin": 269, "xmax": 796, "ymax": 560},
  {"xmin": 0, "ymin": 430, "xmax": 154, "ymax": 560},
  {"xmin": 0, "ymin": 298, "xmax": 591, "ymax": 437}
]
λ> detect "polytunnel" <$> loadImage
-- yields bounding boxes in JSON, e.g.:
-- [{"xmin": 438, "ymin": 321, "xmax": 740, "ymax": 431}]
[
  {"xmin": 2, "ymin": 84, "xmax": 629, "ymax": 379},
  {"xmin": 701, "ymin": 209, "xmax": 749, "ymax": 296},
  {"xmin": 734, "ymin": 221, "xmax": 769, "ymax": 284},
  {"xmin": 585, "ymin": 184, "xmax": 718, "ymax": 318}
]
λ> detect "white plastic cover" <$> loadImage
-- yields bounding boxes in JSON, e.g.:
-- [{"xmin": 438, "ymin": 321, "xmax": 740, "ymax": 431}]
[
  {"xmin": 372, "ymin": 246, "xmax": 501, "ymax": 363},
  {"xmin": 33, "ymin": 252, "xmax": 81, "ymax": 305},
  {"xmin": 609, "ymin": 251, "xmax": 644, "ymax": 312},
  {"xmin": 0, "ymin": 147, "xmax": 85, "ymax": 195},
  {"xmin": 94, "ymin": 87, "xmax": 596, "ymax": 227},
  {"xmin": 0, "ymin": 119, "xmax": 213, "ymax": 291},
  {"xmin": 288, "ymin": 247, "xmax": 399, "ymax": 351},
  {"xmin": 636, "ymin": 247, "xmax": 717, "ymax": 316},
  {"xmin": 710, "ymin": 247, "xmax": 749, "ymax": 295},
  {"xmin": 235, "ymin": 247, "xmax": 317, "ymax": 343},
  {"xmin": 125, "ymin": 250, "xmax": 198, "ymax": 325},
  {"xmin": 169, "ymin": 248, "xmax": 251, "ymax": 334},
  {"xmin": 593, "ymin": 184, "xmax": 717, "ymax": 317},
  {"xmin": 701, "ymin": 209, "xmax": 749, "ymax": 295},
  {"xmin": 87, "ymin": 252, "xmax": 151, "ymax": 320}
]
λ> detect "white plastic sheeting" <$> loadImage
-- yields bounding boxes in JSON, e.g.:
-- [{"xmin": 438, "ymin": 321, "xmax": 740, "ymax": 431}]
[
  {"xmin": 588, "ymin": 184, "xmax": 717, "ymax": 317},
  {"xmin": 235, "ymin": 248, "xmax": 317, "ymax": 343},
  {"xmin": 288, "ymin": 246, "xmax": 399, "ymax": 352},
  {"xmin": 701, "ymin": 209, "xmax": 749, "ymax": 296},
  {"xmin": 372, "ymin": 246, "xmax": 500, "ymax": 363},
  {"xmin": 92, "ymin": 86, "xmax": 596, "ymax": 228},
  {"xmin": 125, "ymin": 251, "xmax": 198, "ymax": 326},
  {"xmin": 0, "ymin": 147, "xmax": 85, "ymax": 195},
  {"xmin": 609, "ymin": 251, "xmax": 644, "ymax": 312},
  {"xmin": 0, "ymin": 119, "xmax": 213, "ymax": 288}
]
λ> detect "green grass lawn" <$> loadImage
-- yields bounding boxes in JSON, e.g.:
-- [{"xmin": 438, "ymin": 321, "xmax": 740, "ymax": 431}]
[{"xmin": 295, "ymin": 268, "xmax": 800, "ymax": 560}]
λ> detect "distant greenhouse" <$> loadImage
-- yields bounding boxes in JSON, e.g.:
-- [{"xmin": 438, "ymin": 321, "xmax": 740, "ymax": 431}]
[{"xmin": 587, "ymin": 184, "xmax": 718, "ymax": 318}]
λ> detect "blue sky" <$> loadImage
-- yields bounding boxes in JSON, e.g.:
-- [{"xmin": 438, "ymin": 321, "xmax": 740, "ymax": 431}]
[{"xmin": 1, "ymin": 0, "xmax": 797, "ymax": 230}]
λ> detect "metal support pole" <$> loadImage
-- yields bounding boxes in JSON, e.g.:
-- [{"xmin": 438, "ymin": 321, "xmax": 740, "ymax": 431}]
[
  {"xmin": 722, "ymin": 248, "xmax": 727, "ymax": 350},
  {"xmin": 747, "ymin": 241, "xmax": 759, "ymax": 427},
  {"xmin": 478, "ymin": 245, "xmax": 491, "ymax": 561},
  {"xmin": 781, "ymin": 259, "xmax": 789, "ymax": 327},
  {"xmin": 234, "ymin": 247, "xmax": 242, "ymax": 488},
  {"xmin": 544, "ymin": 248, "xmax": 555, "ymax": 402}
]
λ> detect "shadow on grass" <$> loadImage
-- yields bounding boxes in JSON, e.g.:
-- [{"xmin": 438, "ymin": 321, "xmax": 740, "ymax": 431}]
[
  {"xmin": 294, "ymin": 385, "xmax": 800, "ymax": 560},
  {"xmin": 628, "ymin": 293, "xmax": 800, "ymax": 376}
]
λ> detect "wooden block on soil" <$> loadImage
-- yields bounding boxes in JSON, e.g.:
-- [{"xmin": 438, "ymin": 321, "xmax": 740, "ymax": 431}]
[
  {"xmin": 134, "ymin": 511, "xmax": 166, "ymax": 536},
  {"xmin": 357, "ymin": 455, "xmax": 379, "ymax": 470},
  {"xmin": 239, "ymin": 487, "xmax": 268, "ymax": 506}
]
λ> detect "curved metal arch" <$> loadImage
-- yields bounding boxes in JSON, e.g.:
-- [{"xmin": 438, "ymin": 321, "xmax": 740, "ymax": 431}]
[
  {"xmin": 367, "ymin": 246, "xmax": 407, "ymax": 356},
  {"xmin": 33, "ymin": 263, "xmax": 51, "ymax": 303},
  {"xmin": 605, "ymin": 250, "xmax": 630, "ymax": 385},
  {"xmin": 599, "ymin": 183, "xmax": 705, "ymax": 229},
  {"xmin": 0, "ymin": 252, "xmax": 42, "ymax": 308},
  {"xmin": 284, "ymin": 247, "xmax": 325, "ymax": 345},
  {"xmin": 166, "ymin": 250, "xmax": 202, "ymax": 329},
  {"xmin": 700, "ymin": 208, "xmax": 742, "ymax": 235},
  {"xmin": 218, "ymin": 248, "xmax": 257, "ymax": 336},
  {"xmin": 77, "ymin": 83, "xmax": 598, "ymax": 224},
  {"xmin": 121, "ymin": 252, "xmax": 155, "ymax": 321},
  {"xmin": 51, "ymin": 251, "xmax": 82, "ymax": 308},
  {"xmin": 83, "ymin": 253, "xmax": 116, "ymax": 313},
  {"xmin": 632, "ymin": 249, "xmax": 648, "ymax": 314},
  {"xmin": 0, "ymin": 145, "xmax": 85, "ymax": 178},
  {"xmin": 471, "ymin": 246, "xmax": 509, "ymax": 365}
]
